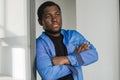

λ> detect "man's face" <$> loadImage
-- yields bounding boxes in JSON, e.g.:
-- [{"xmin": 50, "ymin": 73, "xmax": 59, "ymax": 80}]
[{"xmin": 41, "ymin": 5, "xmax": 62, "ymax": 34}]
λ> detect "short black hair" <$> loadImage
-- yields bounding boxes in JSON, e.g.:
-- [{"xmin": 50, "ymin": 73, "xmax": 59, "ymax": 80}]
[{"xmin": 37, "ymin": 1, "xmax": 61, "ymax": 25}]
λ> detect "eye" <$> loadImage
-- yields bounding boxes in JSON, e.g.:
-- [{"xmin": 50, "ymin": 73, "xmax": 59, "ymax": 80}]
[
  {"xmin": 56, "ymin": 12, "xmax": 61, "ymax": 16},
  {"xmin": 45, "ymin": 15, "xmax": 51, "ymax": 19}
]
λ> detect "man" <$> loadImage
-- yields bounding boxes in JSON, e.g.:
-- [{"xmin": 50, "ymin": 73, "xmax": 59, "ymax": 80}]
[{"xmin": 36, "ymin": 1, "xmax": 98, "ymax": 80}]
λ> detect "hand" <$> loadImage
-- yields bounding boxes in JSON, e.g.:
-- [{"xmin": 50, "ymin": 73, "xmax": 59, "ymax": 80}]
[
  {"xmin": 74, "ymin": 42, "xmax": 90, "ymax": 54},
  {"xmin": 52, "ymin": 56, "xmax": 70, "ymax": 65}
]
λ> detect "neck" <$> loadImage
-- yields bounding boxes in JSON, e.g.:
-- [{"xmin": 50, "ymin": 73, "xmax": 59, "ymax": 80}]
[{"xmin": 45, "ymin": 31, "xmax": 61, "ymax": 37}]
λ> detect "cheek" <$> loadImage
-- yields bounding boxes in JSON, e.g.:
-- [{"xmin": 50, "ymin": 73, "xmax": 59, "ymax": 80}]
[
  {"xmin": 43, "ymin": 19, "xmax": 52, "ymax": 26},
  {"xmin": 59, "ymin": 17, "xmax": 62, "ymax": 23},
  {"xmin": 59, "ymin": 19, "xmax": 62, "ymax": 26},
  {"xmin": 42, "ymin": 20, "xmax": 52, "ymax": 29}
]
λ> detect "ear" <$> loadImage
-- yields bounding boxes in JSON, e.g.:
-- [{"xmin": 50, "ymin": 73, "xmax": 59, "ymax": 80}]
[{"xmin": 38, "ymin": 19, "xmax": 43, "ymax": 26}]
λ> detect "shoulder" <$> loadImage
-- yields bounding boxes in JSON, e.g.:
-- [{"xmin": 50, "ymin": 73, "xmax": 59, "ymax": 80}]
[
  {"xmin": 36, "ymin": 36, "xmax": 43, "ymax": 47},
  {"xmin": 36, "ymin": 32, "xmax": 47, "ymax": 43},
  {"xmin": 36, "ymin": 32, "xmax": 45, "ymax": 46},
  {"xmin": 36, "ymin": 36, "xmax": 47, "ymax": 50}
]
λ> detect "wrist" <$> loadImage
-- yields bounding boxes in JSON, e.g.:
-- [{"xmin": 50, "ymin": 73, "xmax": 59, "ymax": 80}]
[{"xmin": 62, "ymin": 56, "xmax": 70, "ymax": 65}]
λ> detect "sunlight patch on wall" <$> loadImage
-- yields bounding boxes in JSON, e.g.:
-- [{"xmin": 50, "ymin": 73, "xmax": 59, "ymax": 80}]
[{"xmin": 12, "ymin": 48, "xmax": 26, "ymax": 80}]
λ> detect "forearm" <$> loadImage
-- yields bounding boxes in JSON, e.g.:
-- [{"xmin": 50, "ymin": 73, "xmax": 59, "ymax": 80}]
[
  {"xmin": 67, "ymin": 45, "xmax": 98, "ymax": 66},
  {"xmin": 37, "ymin": 55, "xmax": 72, "ymax": 79},
  {"xmin": 52, "ymin": 56, "xmax": 70, "ymax": 65}
]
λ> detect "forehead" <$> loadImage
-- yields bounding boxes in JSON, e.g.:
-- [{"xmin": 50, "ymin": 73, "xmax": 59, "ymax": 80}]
[{"xmin": 43, "ymin": 6, "xmax": 60, "ymax": 14}]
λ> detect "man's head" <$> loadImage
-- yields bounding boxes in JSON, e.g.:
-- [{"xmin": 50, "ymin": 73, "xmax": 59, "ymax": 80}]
[{"xmin": 37, "ymin": 1, "xmax": 62, "ymax": 35}]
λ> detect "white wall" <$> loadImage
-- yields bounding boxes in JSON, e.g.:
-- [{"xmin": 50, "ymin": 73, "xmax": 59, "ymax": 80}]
[
  {"xmin": 76, "ymin": 0, "xmax": 119, "ymax": 80},
  {"xmin": 35, "ymin": 0, "xmax": 76, "ymax": 38}
]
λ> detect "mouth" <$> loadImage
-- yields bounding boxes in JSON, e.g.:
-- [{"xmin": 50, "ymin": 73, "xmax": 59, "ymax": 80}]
[{"xmin": 53, "ymin": 24, "xmax": 59, "ymax": 28}]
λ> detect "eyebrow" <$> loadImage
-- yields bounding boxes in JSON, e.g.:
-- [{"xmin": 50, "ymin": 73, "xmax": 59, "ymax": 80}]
[{"xmin": 44, "ymin": 10, "xmax": 61, "ymax": 15}]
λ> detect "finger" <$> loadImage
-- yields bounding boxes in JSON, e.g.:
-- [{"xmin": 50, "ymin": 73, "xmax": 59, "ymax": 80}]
[
  {"xmin": 85, "ymin": 42, "xmax": 90, "ymax": 47},
  {"xmin": 75, "ymin": 43, "xmax": 89, "ymax": 53},
  {"xmin": 74, "ymin": 46, "xmax": 78, "ymax": 53},
  {"xmin": 80, "ymin": 44, "xmax": 89, "ymax": 52},
  {"xmin": 75, "ymin": 46, "xmax": 82, "ymax": 53},
  {"xmin": 76, "ymin": 44, "xmax": 85, "ymax": 53},
  {"xmin": 84, "ymin": 43, "xmax": 89, "ymax": 49}
]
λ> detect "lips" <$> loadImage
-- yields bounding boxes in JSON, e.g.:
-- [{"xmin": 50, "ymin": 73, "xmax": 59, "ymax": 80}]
[{"xmin": 53, "ymin": 24, "xmax": 59, "ymax": 27}]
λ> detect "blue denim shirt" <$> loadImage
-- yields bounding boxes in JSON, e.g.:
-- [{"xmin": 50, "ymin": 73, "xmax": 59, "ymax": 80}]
[{"xmin": 36, "ymin": 29, "xmax": 98, "ymax": 80}]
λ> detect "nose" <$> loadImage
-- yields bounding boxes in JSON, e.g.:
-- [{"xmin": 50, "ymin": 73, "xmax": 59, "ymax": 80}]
[{"xmin": 52, "ymin": 16, "xmax": 57, "ymax": 22}]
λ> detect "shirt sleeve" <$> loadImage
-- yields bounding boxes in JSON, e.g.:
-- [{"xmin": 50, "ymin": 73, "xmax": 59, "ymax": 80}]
[
  {"xmin": 67, "ymin": 30, "xmax": 98, "ymax": 66},
  {"xmin": 67, "ymin": 48, "xmax": 98, "ymax": 66},
  {"xmin": 36, "ymin": 39, "xmax": 71, "ymax": 80}
]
